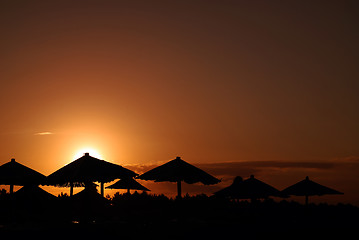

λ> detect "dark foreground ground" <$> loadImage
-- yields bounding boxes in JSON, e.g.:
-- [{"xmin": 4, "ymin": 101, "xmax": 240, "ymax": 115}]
[{"xmin": 1, "ymin": 192, "xmax": 358, "ymax": 239}]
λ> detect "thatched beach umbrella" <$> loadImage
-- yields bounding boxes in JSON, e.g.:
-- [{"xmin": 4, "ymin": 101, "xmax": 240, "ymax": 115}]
[
  {"xmin": 106, "ymin": 177, "xmax": 150, "ymax": 193},
  {"xmin": 13, "ymin": 185, "xmax": 56, "ymax": 201},
  {"xmin": 0, "ymin": 158, "xmax": 46, "ymax": 194},
  {"xmin": 214, "ymin": 175, "xmax": 281, "ymax": 201},
  {"xmin": 214, "ymin": 176, "xmax": 244, "ymax": 199},
  {"xmin": 137, "ymin": 156, "xmax": 220, "ymax": 199},
  {"xmin": 47, "ymin": 153, "xmax": 137, "ymax": 196},
  {"xmin": 12, "ymin": 186, "xmax": 57, "ymax": 219},
  {"xmin": 71, "ymin": 183, "xmax": 108, "ymax": 204},
  {"xmin": 281, "ymin": 176, "xmax": 343, "ymax": 205},
  {"xmin": 70, "ymin": 183, "xmax": 110, "ymax": 222}
]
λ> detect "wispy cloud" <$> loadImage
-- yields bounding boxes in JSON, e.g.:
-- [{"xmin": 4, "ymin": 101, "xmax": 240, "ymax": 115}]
[
  {"xmin": 34, "ymin": 132, "xmax": 54, "ymax": 136},
  {"xmin": 125, "ymin": 159, "xmax": 359, "ymax": 203},
  {"xmin": 127, "ymin": 160, "xmax": 337, "ymax": 177},
  {"xmin": 197, "ymin": 160, "xmax": 336, "ymax": 174},
  {"xmin": 125, "ymin": 160, "xmax": 342, "ymax": 189}
]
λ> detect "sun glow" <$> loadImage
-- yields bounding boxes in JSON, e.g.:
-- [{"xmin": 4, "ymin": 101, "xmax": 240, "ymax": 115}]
[{"xmin": 73, "ymin": 148, "xmax": 103, "ymax": 160}]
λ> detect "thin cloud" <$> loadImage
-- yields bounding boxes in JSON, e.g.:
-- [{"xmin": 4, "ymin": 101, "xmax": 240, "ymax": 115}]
[
  {"xmin": 34, "ymin": 132, "xmax": 54, "ymax": 136},
  {"xmin": 126, "ymin": 160, "xmax": 339, "ymax": 183},
  {"xmin": 123, "ymin": 159, "xmax": 359, "ymax": 203},
  {"xmin": 197, "ymin": 161, "xmax": 337, "ymax": 178},
  {"xmin": 334, "ymin": 156, "xmax": 359, "ymax": 163},
  {"xmin": 125, "ymin": 164, "xmax": 159, "ymax": 175},
  {"xmin": 126, "ymin": 160, "xmax": 337, "ymax": 177}
]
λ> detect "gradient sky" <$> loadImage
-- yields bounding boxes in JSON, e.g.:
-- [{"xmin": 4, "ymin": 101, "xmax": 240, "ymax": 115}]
[{"xmin": 1, "ymin": 1, "xmax": 358, "ymax": 204}]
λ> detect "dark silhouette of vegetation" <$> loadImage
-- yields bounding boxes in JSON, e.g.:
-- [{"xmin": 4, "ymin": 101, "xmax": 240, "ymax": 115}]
[
  {"xmin": 0, "ymin": 188, "xmax": 358, "ymax": 239},
  {"xmin": 0, "ymin": 156, "xmax": 355, "ymax": 239}
]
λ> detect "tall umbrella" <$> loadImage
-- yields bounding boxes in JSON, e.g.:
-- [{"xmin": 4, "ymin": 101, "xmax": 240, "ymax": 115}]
[
  {"xmin": 214, "ymin": 175, "xmax": 281, "ymax": 201},
  {"xmin": 137, "ymin": 156, "xmax": 220, "ymax": 199},
  {"xmin": 47, "ymin": 153, "xmax": 137, "ymax": 196},
  {"xmin": 106, "ymin": 177, "xmax": 150, "ymax": 193},
  {"xmin": 0, "ymin": 158, "xmax": 46, "ymax": 194},
  {"xmin": 281, "ymin": 176, "xmax": 343, "ymax": 205}
]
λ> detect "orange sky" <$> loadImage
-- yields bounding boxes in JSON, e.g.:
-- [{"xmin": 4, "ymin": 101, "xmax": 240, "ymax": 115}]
[{"xmin": 1, "ymin": 1, "xmax": 358, "ymax": 205}]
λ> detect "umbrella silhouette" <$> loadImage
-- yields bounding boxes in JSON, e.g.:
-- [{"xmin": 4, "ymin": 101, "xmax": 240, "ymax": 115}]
[
  {"xmin": 47, "ymin": 153, "xmax": 137, "ymax": 196},
  {"xmin": 214, "ymin": 175, "xmax": 281, "ymax": 201},
  {"xmin": 281, "ymin": 176, "xmax": 343, "ymax": 205},
  {"xmin": 13, "ymin": 185, "xmax": 56, "ymax": 201},
  {"xmin": 137, "ymin": 156, "xmax": 220, "ymax": 199},
  {"xmin": 71, "ymin": 182, "xmax": 108, "ymax": 204},
  {"xmin": 0, "ymin": 158, "xmax": 46, "ymax": 194},
  {"xmin": 70, "ymin": 182, "xmax": 110, "ymax": 222},
  {"xmin": 106, "ymin": 177, "xmax": 150, "ymax": 193}
]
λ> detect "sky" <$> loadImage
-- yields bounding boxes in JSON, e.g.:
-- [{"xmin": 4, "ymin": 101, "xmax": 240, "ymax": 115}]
[{"xmin": 0, "ymin": 1, "xmax": 358, "ymax": 204}]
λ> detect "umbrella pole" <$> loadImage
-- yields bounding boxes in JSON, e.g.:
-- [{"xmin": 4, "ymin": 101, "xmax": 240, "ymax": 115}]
[
  {"xmin": 101, "ymin": 182, "xmax": 104, "ymax": 196},
  {"xmin": 177, "ymin": 180, "xmax": 182, "ymax": 199},
  {"xmin": 305, "ymin": 195, "xmax": 309, "ymax": 206},
  {"xmin": 70, "ymin": 182, "xmax": 74, "ymax": 196},
  {"xmin": 10, "ymin": 184, "xmax": 14, "ymax": 194}
]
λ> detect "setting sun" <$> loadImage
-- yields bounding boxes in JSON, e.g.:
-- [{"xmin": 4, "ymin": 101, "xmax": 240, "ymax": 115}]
[
  {"xmin": 0, "ymin": 1, "xmax": 359, "ymax": 237},
  {"xmin": 1, "ymin": 0, "xmax": 358, "ymax": 208},
  {"xmin": 73, "ymin": 148, "xmax": 102, "ymax": 160}
]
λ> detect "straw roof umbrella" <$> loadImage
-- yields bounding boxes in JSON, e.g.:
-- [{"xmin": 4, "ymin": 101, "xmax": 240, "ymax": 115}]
[
  {"xmin": 214, "ymin": 176, "xmax": 244, "ymax": 199},
  {"xmin": 106, "ymin": 177, "xmax": 150, "ymax": 193},
  {"xmin": 47, "ymin": 153, "xmax": 137, "ymax": 196},
  {"xmin": 71, "ymin": 182, "xmax": 108, "ymax": 203},
  {"xmin": 281, "ymin": 176, "xmax": 343, "ymax": 205},
  {"xmin": 70, "ymin": 183, "xmax": 110, "ymax": 222},
  {"xmin": 13, "ymin": 185, "xmax": 56, "ymax": 201},
  {"xmin": 137, "ymin": 156, "xmax": 220, "ymax": 199},
  {"xmin": 0, "ymin": 158, "xmax": 46, "ymax": 194},
  {"xmin": 214, "ymin": 175, "xmax": 281, "ymax": 201}
]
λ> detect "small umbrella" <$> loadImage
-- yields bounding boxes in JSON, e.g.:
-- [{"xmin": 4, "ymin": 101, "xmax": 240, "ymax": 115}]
[
  {"xmin": 13, "ymin": 185, "xmax": 56, "ymax": 201},
  {"xmin": 71, "ymin": 183, "xmax": 109, "ymax": 222},
  {"xmin": 71, "ymin": 183, "xmax": 108, "ymax": 203},
  {"xmin": 0, "ymin": 158, "xmax": 46, "ymax": 194},
  {"xmin": 281, "ymin": 176, "xmax": 343, "ymax": 205},
  {"xmin": 137, "ymin": 156, "xmax": 220, "ymax": 199},
  {"xmin": 106, "ymin": 177, "xmax": 150, "ymax": 193},
  {"xmin": 214, "ymin": 176, "xmax": 244, "ymax": 199},
  {"xmin": 47, "ymin": 153, "xmax": 137, "ymax": 196},
  {"xmin": 12, "ymin": 186, "xmax": 57, "ymax": 218},
  {"xmin": 214, "ymin": 175, "xmax": 281, "ymax": 200}
]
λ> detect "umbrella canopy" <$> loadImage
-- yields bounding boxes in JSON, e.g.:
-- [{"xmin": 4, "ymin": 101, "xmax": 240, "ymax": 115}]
[
  {"xmin": 71, "ymin": 184, "xmax": 108, "ymax": 203},
  {"xmin": 71, "ymin": 184, "xmax": 110, "ymax": 221},
  {"xmin": 106, "ymin": 177, "xmax": 150, "ymax": 192},
  {"xmin": 0, "ymin": 158, "xmax": 46, "ymax": 193},
  {"xmin": 214, "ymin": 175, "xmax": 281, "ymax": 200},
  {"xmin": 137, "ymin": 156, "xmax": 220, "ymax": 198},
  {"xmin": 214, "ymin": 176, "xmax": 244, "ymax": 198},
  {"xmin": 47, "ymin": 153, "xmax": 137, "ymax": 196},
  {"xmin": 13, "ymin": 185, "xmax": 56, "ymax": 201},
  {"xmin": 281, "ymin": 176, "xmax": 343, "ymax": 205}
]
